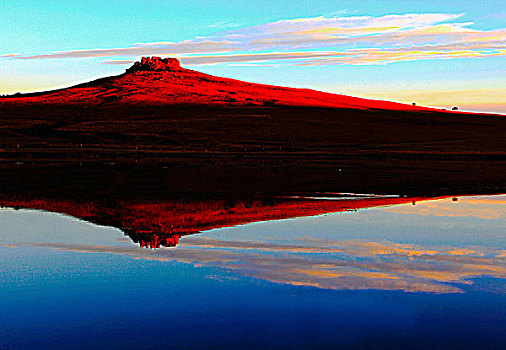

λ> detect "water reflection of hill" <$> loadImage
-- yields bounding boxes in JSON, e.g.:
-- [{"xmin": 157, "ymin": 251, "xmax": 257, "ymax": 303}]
[{"xmin": 0, "ymin": 195, "xmax": 443, "ymax": 248}]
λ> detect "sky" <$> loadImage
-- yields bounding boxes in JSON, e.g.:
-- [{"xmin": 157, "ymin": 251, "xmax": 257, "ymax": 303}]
[{"xmin": 1, "ymin": 0, "xmax": 505, "ymax": 113}]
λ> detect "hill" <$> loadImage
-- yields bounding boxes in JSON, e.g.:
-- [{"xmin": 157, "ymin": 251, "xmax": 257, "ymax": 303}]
[
  {"xmin": 1, "ymin": 56, "xmax": 465, "ymax": 112},
  {"xmin": 0, "ymin": 57, "xmax": 505, "ymax": 196}
]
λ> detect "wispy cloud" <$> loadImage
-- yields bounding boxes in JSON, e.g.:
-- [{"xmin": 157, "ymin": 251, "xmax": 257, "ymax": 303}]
[
  {"xmin": 4, "ymin": 13, "xmax": 505, "ymax": 66},
  {"xmin": 11, "ymin": 40, "xmax": 240, "ymax": 60},
  {"xmin": 0, "ymin": 53, "xmax": 20, "ymax": 58}
]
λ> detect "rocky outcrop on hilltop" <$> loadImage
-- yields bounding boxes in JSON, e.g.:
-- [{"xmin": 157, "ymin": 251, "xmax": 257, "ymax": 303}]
[{"xmin": 126, "ymin": 56, "xmax": 182, "ymax": 73}]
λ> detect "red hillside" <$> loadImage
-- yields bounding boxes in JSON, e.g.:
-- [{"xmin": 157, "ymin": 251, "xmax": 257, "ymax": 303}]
[{"xmin": 2, "ymin": 56, "xmax": 450, "ymax": 112}]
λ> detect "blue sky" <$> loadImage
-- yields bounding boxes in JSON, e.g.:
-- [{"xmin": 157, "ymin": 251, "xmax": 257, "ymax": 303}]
[{"xmin": 1, "ymin": 0, "xmax": 505, "ymax": 112}]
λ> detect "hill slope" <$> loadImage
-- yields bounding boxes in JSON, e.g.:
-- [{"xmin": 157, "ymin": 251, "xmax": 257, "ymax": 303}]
[{"xmin": 1, "ymin": 56, "xmax": 453, "ymax": 112}]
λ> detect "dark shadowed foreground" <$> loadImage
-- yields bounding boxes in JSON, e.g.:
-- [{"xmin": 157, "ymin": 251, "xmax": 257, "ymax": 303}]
[{"xmin": 1, "ymin": 103, "xmax": 505, "ymax": 197}]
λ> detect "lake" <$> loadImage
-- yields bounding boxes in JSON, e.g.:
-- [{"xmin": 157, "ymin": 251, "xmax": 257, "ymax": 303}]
[{"xmin": 1, "ymin": 195, "xmax": 505, "ymax": 349}]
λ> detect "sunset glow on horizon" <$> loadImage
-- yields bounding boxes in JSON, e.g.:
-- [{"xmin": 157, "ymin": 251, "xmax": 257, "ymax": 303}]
[{"xmin": 1, "ymin": 0, "xmax": 505, "ymax": 112}]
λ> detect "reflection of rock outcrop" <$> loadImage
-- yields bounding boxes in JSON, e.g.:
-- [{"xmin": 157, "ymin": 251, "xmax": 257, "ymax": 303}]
[
  {"xmin": 125, "ymin": 230, "xmax": 180, "ymax": 249},
  {"xmin": 0, "ymin": 195, "xmax": 446, "ymax": 249}
]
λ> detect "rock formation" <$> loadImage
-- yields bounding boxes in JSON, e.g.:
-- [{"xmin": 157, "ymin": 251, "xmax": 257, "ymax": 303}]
[{"xmin": 126, "ymin": 56, "xmax": 182, "ymax": 73}]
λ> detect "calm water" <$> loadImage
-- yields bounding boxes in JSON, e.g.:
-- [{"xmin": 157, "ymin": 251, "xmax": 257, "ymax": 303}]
[{"xmin": 1, "ymin": 195, "xmax": 505, "ymax": 349}]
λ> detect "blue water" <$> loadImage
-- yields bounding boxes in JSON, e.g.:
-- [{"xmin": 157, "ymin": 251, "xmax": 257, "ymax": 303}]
[{"xmin": 1, "ymin": 196, "xmax": 505, "ymax": 349}]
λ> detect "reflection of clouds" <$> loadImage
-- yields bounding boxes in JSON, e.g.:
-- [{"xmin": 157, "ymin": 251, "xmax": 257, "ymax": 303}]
[
  {"xmin": 25, "ymin": 235, "xmax": 506, "ymax": 294},
  {"xmin": 385, "ymin": 196, "xmax": 506, "ymax": 220}
]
